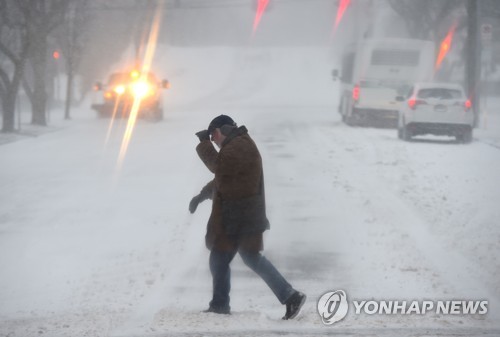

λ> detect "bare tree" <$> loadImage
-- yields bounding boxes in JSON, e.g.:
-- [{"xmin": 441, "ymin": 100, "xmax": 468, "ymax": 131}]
[
  {"xmin": 77, "ymin": 0, "xmax": 144, "ymax": 101},
  {"xmin": 387, "ymin": 0, "xmax": 464, "ymax": 41},
  {"xmin": 482, "ymin": 0, "xmax": 500, "ymax": 18},
  {"xmin": 53, "ymin": 0, "xmax": 91, "ymax": 119},
  {"xmin": 0, "ymin": 0, "xmax": 31, "ymax": 132},
  {"xmin": 1, "ymin": 0, "xmax": 140, "ymax": 130},
  {"xmin": 385, "ymin": 1, "xmax": 467, "ymax": 84},
  {"xmin": 17, "ymin": 0, "xmax": 69, "ymax": 126},
  {"xmin": 388, "ymin": 0, "xmax": 500, "ymax": 123}
]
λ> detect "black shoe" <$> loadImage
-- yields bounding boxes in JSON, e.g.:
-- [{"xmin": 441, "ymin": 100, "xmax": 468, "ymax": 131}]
[
  {"xmin": 283, "ymin": 291, "xmax": 306, "ymax": 320},
  {"xmin": 203, "ymin": 306, "xmax": 231, "ymax": 315}
]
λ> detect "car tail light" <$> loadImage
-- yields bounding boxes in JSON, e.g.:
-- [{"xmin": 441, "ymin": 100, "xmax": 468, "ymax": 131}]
[
  {"xmin": 464, "ymin": 99, "xmax": 472, "ymax": 110},
  {"xmin": 408, "ymin": 98, "xmax": 427, "ymax": 110},
  {"xmin": 352, "ymin": 84, "xmax": 360, "ymax": 101}
]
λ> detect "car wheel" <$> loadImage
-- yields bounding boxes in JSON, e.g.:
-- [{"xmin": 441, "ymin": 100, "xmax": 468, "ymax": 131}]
[
  {"xmin": 341, "ymin": 100, "xmax": 351, "ymax": 125},
  {"xmin": 342, "ymin": 112, "xmax": 354, "ymax": 126},
  {"xmin": 458, "ymin": 128, "xmax": 473, "ymax": 144},
  {"xmin": 345, "ymin": 107, "xmax": 358, "ymax": 126},
  {"xmin": 345, "ymin": 115, "xmax": 356, "ymax": 126},
  {"xmin": 397, "ymin": 115, "xmax": 404, "ymax": 139},
  {"xmin": 154, "ymin": 109, "xmax": 164, "ymax": 121},
  {"xmin": 402, "ymin": 125, "xmax": 412, "ymax": 141},
  {"xmin": 397, "ymin": 127, "xmax": 403, "ymax": 139},
  {"xmin": 97, "ymin": 110, "xmax": 110, "ymax": 119}
]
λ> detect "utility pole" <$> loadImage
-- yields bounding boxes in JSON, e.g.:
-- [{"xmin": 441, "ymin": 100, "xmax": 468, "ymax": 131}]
[{"xmin": 466, "ymin": 0, "xmax": 481, "ymax": 127}]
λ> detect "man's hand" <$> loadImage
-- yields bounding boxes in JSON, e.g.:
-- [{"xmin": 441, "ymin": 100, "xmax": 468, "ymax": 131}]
[
  {"xmin": 189, "ymin": 194, "xmax": 202, "ymax": 213},
  {"xmin": 195, "ymin": 130, "xmax": 210, "ymax": 142}
]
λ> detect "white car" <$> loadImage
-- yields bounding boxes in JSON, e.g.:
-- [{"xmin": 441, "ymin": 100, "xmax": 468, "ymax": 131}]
[{"xmin": 396, "ymin": 83, "xmax": 474, "ymax": 143}]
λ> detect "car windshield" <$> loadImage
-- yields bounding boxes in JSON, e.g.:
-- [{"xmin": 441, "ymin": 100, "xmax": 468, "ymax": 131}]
[
  {"xmin": 417, "ymin": 88, "xmax": 462, "ymax": 100},
  {"xmin": 107, "ymin": 72, "xmax": 158, "ymax": 86},
  {"xmin": 107, "ymin": 73, "xmax": 130, "ymax": 86}
]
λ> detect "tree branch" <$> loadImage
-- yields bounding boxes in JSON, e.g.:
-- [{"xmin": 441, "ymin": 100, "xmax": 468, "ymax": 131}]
[{"xmin": 0, "ymin": 40, "xmax": 20, "ymax": 64}]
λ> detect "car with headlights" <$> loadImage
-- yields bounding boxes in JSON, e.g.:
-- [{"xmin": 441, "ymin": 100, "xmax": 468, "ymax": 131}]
[
  {"xmin": 91, "ymin": 70, "xmax": 170, "ymax": 120},
  {"xmin": 396, "ymin": 82, "xmax": 474, "ymax": 143}
]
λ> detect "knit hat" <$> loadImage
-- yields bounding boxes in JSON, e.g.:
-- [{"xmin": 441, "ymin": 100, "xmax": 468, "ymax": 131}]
[{"xmin": 208, "ymin": 115, "xmax": 236, "ymax": 134}]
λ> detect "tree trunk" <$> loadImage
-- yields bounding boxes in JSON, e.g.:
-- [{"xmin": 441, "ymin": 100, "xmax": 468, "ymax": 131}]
[
  {"xmin": 64, "ymin": 71, "xmax": 73, "ymax": 120},
  {"xmin": 2, "ymin": 92, "xmax": 17, "ymax": 132},
  {"xmin": 31, "ymin": 40, "xmax": 48, "ymax": 126},
  {"xmin": 1, "ymin": 63, "xmax": 25, "ymax": 133},
  {"xmin": 466, "ymin": 0, "xmax": 481, "ymax": 127}
]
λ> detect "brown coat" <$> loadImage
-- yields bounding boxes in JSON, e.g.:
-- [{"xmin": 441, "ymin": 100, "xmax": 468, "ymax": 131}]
[{"xmin": 196, "ymin": 126, "xmax": 270, "ymax": 252}]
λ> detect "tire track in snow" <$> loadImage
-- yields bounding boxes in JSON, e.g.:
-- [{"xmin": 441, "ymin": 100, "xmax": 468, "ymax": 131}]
[
  {"xmin": 109, "ymin": 212, "xmax": 208, "ymax": 336},
  {"xmin": 314, "ymin": 124, "xmax": 500, "ymax": 323}
]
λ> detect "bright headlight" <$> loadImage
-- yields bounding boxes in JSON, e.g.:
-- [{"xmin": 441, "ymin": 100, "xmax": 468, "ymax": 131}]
[
  {"xmin": 114, "ymin": 85, "xmax": 126, "ymax": 95},
  {"xmin": 131, "ymin": 81, "xmax": 151, "ymax": 99}
]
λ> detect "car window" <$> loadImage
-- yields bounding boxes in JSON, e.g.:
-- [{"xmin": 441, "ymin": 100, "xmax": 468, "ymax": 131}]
[
  {"xmin": 360, "ymin": 79, "xmax": 411, "ymax": 95},
  {"xmin": 359, "ymin": 79, "xmax": 381, "ymax": 88},
  {"xmin": 417, "ymin": 88, "xmax": 462, "ymax": 99},
  {"xmin": 397, "ymin": 84, "xmax": 411, "ymax": 96},
  {"xmin": 108, "ymin": 72, "xmax": 158, "ymax": 85}
]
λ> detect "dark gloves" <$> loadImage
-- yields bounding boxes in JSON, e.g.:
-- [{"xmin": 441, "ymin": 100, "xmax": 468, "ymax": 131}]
[
  {"xmin": 195, "ymin": 130, "xmax": 210, "ymax": 142},
  {"xmin": 190, "ymin": 181, "xmax": 214, "ymax": 213},
  {"xmin": 189, "ymin": 194, "xmax": 202, "ymax": 213}
]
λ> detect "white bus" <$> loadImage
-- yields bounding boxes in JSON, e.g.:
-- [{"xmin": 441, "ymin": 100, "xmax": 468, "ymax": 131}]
[{"xmin": 332, "ymin": 39, "xmax": 435, "ymax": 126}]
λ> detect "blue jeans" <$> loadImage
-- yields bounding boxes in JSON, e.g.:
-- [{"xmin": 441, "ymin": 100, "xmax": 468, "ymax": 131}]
[{"xmin": 209, "ymin": 249, "xmax": 296, "ymax": 311}]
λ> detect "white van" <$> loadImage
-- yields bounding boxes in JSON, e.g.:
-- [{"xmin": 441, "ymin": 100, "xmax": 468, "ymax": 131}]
[{"xmin": 332, "ymin": 39, "xmax": 435, "ymax": 127}]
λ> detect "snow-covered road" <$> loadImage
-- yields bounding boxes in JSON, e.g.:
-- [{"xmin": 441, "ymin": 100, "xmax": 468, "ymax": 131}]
[{"xmin": 1, "ymin": 47, "xmax": 499, "ymax": 336}]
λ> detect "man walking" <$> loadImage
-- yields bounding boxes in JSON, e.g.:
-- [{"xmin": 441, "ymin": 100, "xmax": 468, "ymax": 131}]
[{"xmin": 189, "ymin": 115, "xmax": 306, "ymax": 320}]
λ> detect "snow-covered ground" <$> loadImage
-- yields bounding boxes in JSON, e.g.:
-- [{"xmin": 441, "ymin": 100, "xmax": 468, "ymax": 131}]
[{"xmin": 1, "ymin": 47, "xmax": 499, "ymax": 337}]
